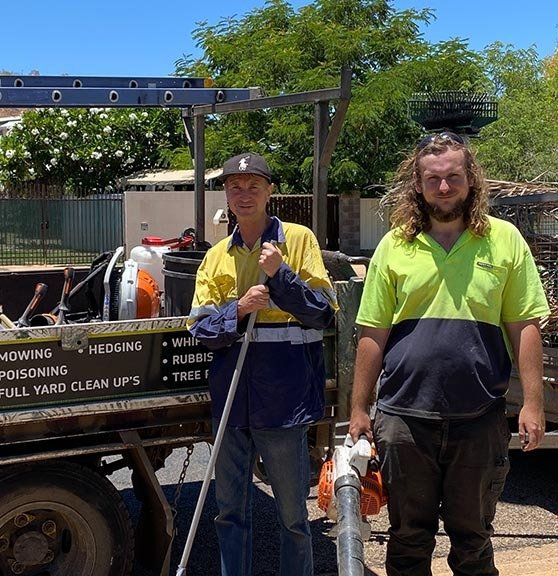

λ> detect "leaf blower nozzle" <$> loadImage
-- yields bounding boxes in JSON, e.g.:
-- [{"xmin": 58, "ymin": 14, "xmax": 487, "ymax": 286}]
[{"xmin": 317, "ymin": 428, "xmax": 388, "ymax": 576}]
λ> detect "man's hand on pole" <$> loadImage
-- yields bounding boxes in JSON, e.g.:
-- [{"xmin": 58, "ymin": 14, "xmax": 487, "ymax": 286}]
[
  {"xmin": 238, "ymin": 285, "xmax": 269, "ymax": 321},
  {"xmin": 349, "ymin": 409, "xmax": 373, "ymax": 444}
]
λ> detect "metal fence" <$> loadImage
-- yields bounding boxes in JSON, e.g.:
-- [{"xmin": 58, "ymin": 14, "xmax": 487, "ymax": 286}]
[
  {"xmin": 1, "ymin": 186, "xmax": 339, "ymax": 266},
  {"xmin": 491, "ymin": 196, "xmax": 558, "ymax": 346},
  {"xmin": 227, "ymin": 194, "xmax": 340, "ymax": 250},
  {"xmin": 0, "ymin": 184, "xmax": 123, "ymax": 266}
]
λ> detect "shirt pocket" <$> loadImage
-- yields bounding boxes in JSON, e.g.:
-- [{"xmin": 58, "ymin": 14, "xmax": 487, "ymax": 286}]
[{"xmin": 466, "ymin": 261, "xmax": 508, "ymax": 320}]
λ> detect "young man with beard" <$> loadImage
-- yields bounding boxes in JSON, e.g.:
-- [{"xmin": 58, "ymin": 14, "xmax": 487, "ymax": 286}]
[{"xmin": 349, "ymin": 132, "xmax": 549, "ymax": 576}]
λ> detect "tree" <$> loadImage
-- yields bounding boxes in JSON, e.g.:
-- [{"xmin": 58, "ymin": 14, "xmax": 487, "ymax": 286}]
[
  {"xmin": 175, "ymin": 0, "xmax": 489, "ymax": 192},
  {"xmin": 0, "ymin": 1, "xmax": 500, "ymax": 192},
  {"xmin": 475, "ymin": 43, "xmax": 558, "ymax": 182},
  {"xmin": 0, "ymin": 107, "xmax": 185, "ymax": 192},
  {"xmin": 176, "ymin": 0, "xmax": 485, "ymax": 191}
]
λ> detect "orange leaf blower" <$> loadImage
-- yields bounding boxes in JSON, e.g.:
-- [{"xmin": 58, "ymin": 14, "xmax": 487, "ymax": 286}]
[
  {"xmin": 317, "ymin": 432, "xmax": 387, "ymax": 576},
  {"xmin": 318, "ymin": 437, "xmax": 387, "ymax": 519}
]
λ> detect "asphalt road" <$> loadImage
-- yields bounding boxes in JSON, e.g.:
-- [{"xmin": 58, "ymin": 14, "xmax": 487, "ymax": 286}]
[{"xmin": 110, "ymin": 445, "xmax": 558, "ymax": 576}]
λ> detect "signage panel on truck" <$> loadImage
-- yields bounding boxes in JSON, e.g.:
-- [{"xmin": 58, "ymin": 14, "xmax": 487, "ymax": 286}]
[{"xmin": 0, "ymin": 317, "xmax": 213, "ymax": 411}]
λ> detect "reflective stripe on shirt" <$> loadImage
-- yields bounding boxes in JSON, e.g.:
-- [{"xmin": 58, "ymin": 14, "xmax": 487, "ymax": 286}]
[{"xmin": 250, "ymin": 325, "xmax": 323, "ymax": 344}]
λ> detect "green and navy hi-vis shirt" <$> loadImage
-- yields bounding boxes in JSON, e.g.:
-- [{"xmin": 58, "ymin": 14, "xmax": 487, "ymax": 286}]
[{"xmin": 357, "ymin": 215, "xmax": 550, "ymax": 419}]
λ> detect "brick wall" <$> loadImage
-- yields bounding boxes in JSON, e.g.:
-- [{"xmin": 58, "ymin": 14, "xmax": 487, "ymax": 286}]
[{"xmin": 339, "ymin": 190, "xmax": 361, "ymax": 255}]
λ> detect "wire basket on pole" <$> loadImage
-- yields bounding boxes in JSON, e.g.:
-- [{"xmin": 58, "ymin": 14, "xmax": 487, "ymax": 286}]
[{"xmin": 408, "ymin": 91, "xmax": 498, "ymax": 135}]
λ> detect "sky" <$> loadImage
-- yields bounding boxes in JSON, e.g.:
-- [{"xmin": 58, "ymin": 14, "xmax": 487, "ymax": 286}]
[{"xmin": 1, "ymin": 1, "xmax": 557, "ymax": 78}]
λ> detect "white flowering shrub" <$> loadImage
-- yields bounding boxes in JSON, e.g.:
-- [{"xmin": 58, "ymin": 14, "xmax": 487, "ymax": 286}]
[{"xmin": 0, "ymin": 107, "xmax": 184, "ymax": 192}]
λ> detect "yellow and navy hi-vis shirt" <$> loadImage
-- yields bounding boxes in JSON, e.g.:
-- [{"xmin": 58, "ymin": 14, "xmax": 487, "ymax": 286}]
[
  {"xmin": 357, "ymin": 215, "xmax": 550, "ymax": 420},
  {"xmin": 187, "ymin": 217, "xmax": 338, "ymax": 428}
]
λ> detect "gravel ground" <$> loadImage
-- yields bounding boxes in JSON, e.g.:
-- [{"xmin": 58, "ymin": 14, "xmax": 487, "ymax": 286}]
[{"xmin": 110, "ymin": 445, "xmax": 558, "ymax": 576}]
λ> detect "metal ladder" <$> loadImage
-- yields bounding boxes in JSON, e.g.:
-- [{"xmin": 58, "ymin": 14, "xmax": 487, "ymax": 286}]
[{"xmin": 0, "ymin": 74, "xmax": 259, "ymax": 107}]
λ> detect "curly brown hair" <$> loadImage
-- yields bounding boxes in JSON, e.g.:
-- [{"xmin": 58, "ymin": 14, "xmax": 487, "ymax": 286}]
[{"xmin": 382, "ymin": 134, "xmax": 490, "ymax": 242}]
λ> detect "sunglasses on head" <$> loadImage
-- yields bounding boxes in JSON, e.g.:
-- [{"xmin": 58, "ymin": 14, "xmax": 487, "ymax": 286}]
[{"xmin": 417, "ymin": 131, "xmax": 466, "ymax": 150}]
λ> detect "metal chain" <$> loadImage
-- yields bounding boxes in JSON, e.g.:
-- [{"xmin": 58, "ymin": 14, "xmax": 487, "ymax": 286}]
[{"xmin": 171, "ymin": 443, "xmax": 195, "ymax": 523}]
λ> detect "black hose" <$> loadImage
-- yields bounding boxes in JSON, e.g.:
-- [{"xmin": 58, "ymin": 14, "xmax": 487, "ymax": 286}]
[{"xmin": 335, "ymin": 475, "xmax": 365, "ymax": 576}]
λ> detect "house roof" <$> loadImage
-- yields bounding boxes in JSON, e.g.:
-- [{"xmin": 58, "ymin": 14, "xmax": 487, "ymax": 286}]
[
  {"xmin": 0, "ymin": 108, "xmax": 24, "ymax": 118},
  {"xmin": 123, "ymin": 168, "xmax": 223, "ymax": 187}
]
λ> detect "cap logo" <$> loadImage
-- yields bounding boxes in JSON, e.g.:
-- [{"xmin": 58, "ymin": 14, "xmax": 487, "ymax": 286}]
[{"xmin": 238, "ymin": 156, "xmax": 250, "ymax": 171}]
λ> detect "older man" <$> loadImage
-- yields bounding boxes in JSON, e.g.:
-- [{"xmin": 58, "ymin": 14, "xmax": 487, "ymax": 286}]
[{"xmin": 187, "ymin": 153, "xmax": 337, "ymax": 575}]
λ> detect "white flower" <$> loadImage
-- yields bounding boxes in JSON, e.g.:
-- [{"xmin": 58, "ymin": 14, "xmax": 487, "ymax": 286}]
[
  {"xmin": 146, "ymin": 132, "xmax": 153, "ymax": 139},
  {"xmin": 23, "ymin": 151, "xmax": 31, "ymax": 159},
  {"xmin": 66, "ymin": 120, "xmax": 77, "ymax": 128},
  {"xmin": 31, "ymin": 128, "xmax": 40, "ymax": 136},
  {"xmin": 71, "ymin": 153, "xmax": 79, "ymax": 161},
  {"xmin": 5, "ymin": 150, "xmax": 15, "ymax": 159},
  {"xmin": 103, "ymin": 126, "xmax": 112, "ymax": 134},
  {"xmin": 53, "ymin": 148, "xmax": 60, "ymax": 154},
  {"xmin": 50, "ymin": 158, "xmax": 58, "ymax": 166},
  {"xmin": 28, "ymin": 167, "xmax": 35, "ymax": 176},
  {"xmin": 125, "ymin": 157, "xmax": 135, "ymax": 164},
  {"xmin": 89, "ymin": 108, "xmax": 101, "ymax": 114},
  {"xmin": 43, "ymin": 137, "xmax": 51, "ymax": 145},
  {"xmin": 115, "ymin": 150, "xmax": 124, "ymax": 158},
  {"xmin": 100, "ymin": 113, "xmax": 108, "ymax": 119},
  {"xmin": 60, "ymin": 109, "xmax": 69, "ymax": 117},
  {"xmin": 59, "ymin": 132, "xmax": 68, "ymax": 140},
  {"xmin": 129, "ymin": 113, "xmax": 137, "ymax": 121},
  {"xmin": 91, "ymin": 151, "xmax": 102, "ymax": 160},
  {"xmin": 141, "ymin": 111, "xmax": 148, "ymax": 118},
  {"xmin": 164, "ymin": 132, "xmax": 169, "ymax": 137}
]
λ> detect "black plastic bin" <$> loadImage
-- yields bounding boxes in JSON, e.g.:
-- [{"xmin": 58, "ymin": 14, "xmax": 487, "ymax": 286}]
[{"xmin": 162, "ymin": 251, "xmax": 207, "ymax": 317}]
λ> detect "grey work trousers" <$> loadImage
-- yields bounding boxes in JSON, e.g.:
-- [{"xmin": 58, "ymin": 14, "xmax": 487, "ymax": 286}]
[{"xmin": 373, "ymin": 406, "xmax": 511, "ymax": 576}]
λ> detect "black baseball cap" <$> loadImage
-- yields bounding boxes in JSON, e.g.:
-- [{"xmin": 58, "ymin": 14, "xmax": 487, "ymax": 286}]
[{"xmin": 219, "ymin": 153, "xmax": 272, "ymax": 183}]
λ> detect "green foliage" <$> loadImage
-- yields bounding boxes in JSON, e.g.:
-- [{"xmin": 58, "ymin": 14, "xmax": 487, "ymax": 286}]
[
  {"xmin": 0, "ymin": 107, "xmax": 183, "ymax": 192},
  {"xmin": 175, "ymin": 0, "xmax": 490, "ymax": 192},
  {"xmin": 475, "ymin": 43, "xmax": 558, "ymax": 182}
]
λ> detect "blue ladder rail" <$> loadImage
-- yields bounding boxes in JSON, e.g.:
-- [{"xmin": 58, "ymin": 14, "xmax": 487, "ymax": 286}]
[
  {"xmin": 0, "ymin": 75, "xmax": 208, "ymax": 89},
  {"xmin": 0, "ymin": 86, "xmax": 261, "ymax": 108}
]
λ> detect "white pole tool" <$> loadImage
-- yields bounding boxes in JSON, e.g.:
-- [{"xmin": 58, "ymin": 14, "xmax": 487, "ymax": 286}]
[{"xmin": 176, "ymin": 268, "xmax": 267, "ymax": 576}]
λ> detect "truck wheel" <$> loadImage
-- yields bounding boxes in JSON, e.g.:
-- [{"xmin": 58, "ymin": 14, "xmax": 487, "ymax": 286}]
[{"xmin": 0, "ymin": 460, "xmax": 133, "ymax": 576}]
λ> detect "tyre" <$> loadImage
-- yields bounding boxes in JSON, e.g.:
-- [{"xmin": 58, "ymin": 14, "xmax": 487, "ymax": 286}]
[{"xmin": 0, "ymin": 460, "xmax": 134, "ymax": 576}]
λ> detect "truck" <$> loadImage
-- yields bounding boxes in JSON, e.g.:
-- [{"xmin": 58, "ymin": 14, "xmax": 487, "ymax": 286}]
[
  {"xmin": 2, "ymin": 248, "xmax": 558, "ymax": 576},
  {"xmin": 0, "ymin": 255, "xmax": 365, "ymax": 576}
]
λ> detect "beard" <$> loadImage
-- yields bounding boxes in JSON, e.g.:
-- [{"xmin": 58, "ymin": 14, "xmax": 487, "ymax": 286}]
[{"xmin": 423, "ymin": 196, "xmax": 471, "ymax": 223}]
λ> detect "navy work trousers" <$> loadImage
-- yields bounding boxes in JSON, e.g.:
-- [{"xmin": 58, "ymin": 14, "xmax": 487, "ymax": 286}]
[{"xmin": 373, "ymin": 407, "xmax": 510, "ymax": 576}]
